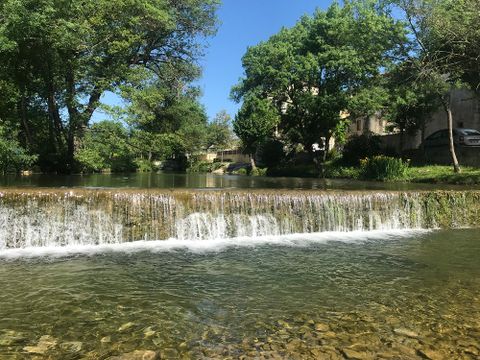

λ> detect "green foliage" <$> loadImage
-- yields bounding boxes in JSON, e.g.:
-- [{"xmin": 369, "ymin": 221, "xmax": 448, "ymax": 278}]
[
  {"xmin": 0, "ymin": 127, "xmax": 37, "ymax": 174},
  {"xmin": 188, "ymin": 160, "xmax": 226, "ymax": 173},
  {"xmin": 250, "ymin": 167, "xmax": 267, "ymax": 177},
  {"xmin": 206, "ymin": 110, "xmax": 234, "ymax": 151},
  {"xmin": 75, "ymin": 121, "xmax": 135, "ymax": 173},
  {"xmin": 342, "ymin": 133, "xmax": 382, "ymax": 166},
  {"xmin": 360, "ymin": 156, "xmax": 410, "ymax": 181},
  {"xmin": 233, "ymin": 96, "xmax": 279, "ymax": 155},
  {"xmin": 233, "ymin": 0, "xmax": 408, "ymax": 158},
  {"xmin": 0, "ymin": 0, "xmax": 219, "ymax": 172},
  {"xmin": 256, "ymin": 139, "xmax": 285, "ymax": 168}
]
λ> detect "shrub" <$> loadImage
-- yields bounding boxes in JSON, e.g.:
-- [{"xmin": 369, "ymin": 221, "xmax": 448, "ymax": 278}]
[
  {"xmin": 233, "ymin": 168, "xmax": 248, "ymax": 175},
  {"xmin": 256, "ymin": 139, "xmax": 285, "ymax": 168},
  {"xmin": 342, "ymin": 133, "xmax": 382, "ymax": 165},
  {"xmin": 188, "ymin": 160, "xmax": 227, "ymax": 173},
  {"xmin": 251, "ymin": 167, "xmax": 267, "ymax": 176},
  {"xmin": 360, "ymin": 156, "xmax": 409, "ymax": 181}
]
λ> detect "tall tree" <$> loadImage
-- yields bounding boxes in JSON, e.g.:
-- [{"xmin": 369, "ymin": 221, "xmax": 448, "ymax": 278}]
[
  {"xmin": 232, "ymin": 0, "xmax": 408, "ymax": 162},
  {"xmin": 0, "ymin": 0, "xmax": 219, "ymax": 172},
  {"xmin": 233, "ymin": 96, "xmax": 279, "ymax": 169},
  {"xmin": 392, "ymin": 0, "xmax": 464, "ymax": 172}
]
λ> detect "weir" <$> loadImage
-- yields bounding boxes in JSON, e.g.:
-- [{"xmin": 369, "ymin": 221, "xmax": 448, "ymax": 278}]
[{"xmin": 0, "ymin": 189, "xmax": 479, "ymax": 250}]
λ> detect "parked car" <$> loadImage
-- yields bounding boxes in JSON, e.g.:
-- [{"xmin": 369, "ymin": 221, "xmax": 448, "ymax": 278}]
[{"xmin": 424, "ymin": 128, "xmax": 480, "ymax": 148}]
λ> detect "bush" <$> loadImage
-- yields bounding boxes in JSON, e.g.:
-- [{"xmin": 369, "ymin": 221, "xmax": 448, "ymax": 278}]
[
  {"xmin": 251, "ymin": 167, "xmax": 267, "ymax": 176},
  {"xmin": 256, "ymin": 139, "xmax": 285, "ymax": 168},
  {"xmin": 0, "ymin": 130, "xmax": 37, "ymax": 174},
  {"xmin": 188, "ymin": 160, "xmax": 227, "ymax": 173},
  {"xmin": 342, "ymin": 133, "xmax": 382, "ymax": 165},
  {"xmin": 360, "ymin": 156, "xmax": 409, "ymax": 181}
]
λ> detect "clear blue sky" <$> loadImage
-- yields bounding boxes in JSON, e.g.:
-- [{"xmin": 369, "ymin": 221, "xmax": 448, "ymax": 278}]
[
  {"xmin": 198, "ymin": 0, "xmax": 330, "ymax": 120},
  {"xmin": 94, "ymin": 1, "xmax": 331, "ymax": 122}
]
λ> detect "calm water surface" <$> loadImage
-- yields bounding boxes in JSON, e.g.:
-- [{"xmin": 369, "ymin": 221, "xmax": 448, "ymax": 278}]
[
  {"xmin": 1, "ymin": 229, "xmax": 479, "ymax": 359},
  {"xmin": 0, "ymin": 172, "xmax": 479, "ymax": 191}
]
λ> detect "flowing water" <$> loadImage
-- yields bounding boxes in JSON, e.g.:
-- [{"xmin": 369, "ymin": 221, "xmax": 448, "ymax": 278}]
[{"xmin": 0, "ymin": 186, "xmax": 479, "ymax": 359}]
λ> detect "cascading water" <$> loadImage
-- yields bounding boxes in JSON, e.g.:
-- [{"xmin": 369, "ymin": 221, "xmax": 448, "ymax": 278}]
[{"xmin": 0, "ymin": 189, "xmax": 479, "ymax": 251}]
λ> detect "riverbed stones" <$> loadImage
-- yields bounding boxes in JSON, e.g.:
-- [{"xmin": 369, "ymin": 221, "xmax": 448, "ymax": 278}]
[
  {"xmin": 101, "ymin": 336, "xmax": 112, "ymax": 343},
  {"xmin": 0, "ymin": 330, "xmax": 26, "ymax": 346},
  {"xmin": 23, "ymin": 335, "xmax": 58, "ymax": 354},
  {"xmin": 108, "ymin": 350, "xmax": 158, "ymax": 360},
  {"xmin": 341, "ymin": 348, "xmax": 374, "ymax": 360},
  {"xmin": 118, "ymin": 322, "xmax": 135, "ymax": 332},
  {"xmin": 394, "ymin": 328, "xmax": 419, "ymax": 338},
  {"xmin": 315, "ymin": 323, "xmax": 330, "ymax": 332},
  {"xmin": 60, "ymin": 341, "xmax": 83, "ymax": 353}
]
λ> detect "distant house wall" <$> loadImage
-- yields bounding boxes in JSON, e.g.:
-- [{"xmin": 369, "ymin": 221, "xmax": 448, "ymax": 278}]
[
  {"xmin": 425, "ymin": 89, "xmax": 480, "ymax": 139},
  {"xmin": 197, "ymin": 149, "xmax": 250, "ymax": 164},
  {"xmin": 374, "ymin": 89, "xmax": 480, "ymax": 156}
]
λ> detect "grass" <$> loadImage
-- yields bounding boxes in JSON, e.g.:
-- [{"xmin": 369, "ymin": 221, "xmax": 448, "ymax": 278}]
[{"xmin": 407, "ymin": 165, "xmax": 480, "ymax": 185}]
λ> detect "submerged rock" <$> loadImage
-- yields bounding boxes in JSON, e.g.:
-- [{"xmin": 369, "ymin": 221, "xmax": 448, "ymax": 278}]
[
  {"xmin": 0, "ymin": 330, "xmax": 26, "ymax": 346},
  {"xmin": 118, "ymin": 322, "xmax": 135, "ymax": 332},
  {"xmin": 60, "ymin": 341, "xmax": 83, "ymax": 352},
  {"xmin": 23, "ymin": 335, "xmax": 58, "ymax": 354},
  {"xmin": 108, "ymin": 350, "xmax": 158, "ymax": 360},
  {"xmin": 341, "ymin": 348, "xmax": 373, "ymax": 360},
  {"xmin": 315, "ymin": 323, "xmax": 330, "ymax": 332},
  {"xmin": 101, "ymin": 336, "xmax": 112, "ymax": 343},
  {"xmin": 393, "ymin": 328, "xmax": 419, "ymax": 338}
]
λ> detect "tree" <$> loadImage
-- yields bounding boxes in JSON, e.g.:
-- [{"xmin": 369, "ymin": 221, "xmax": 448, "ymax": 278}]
[
  {"xmin": 232, "ymin": 1, "xmax": 408, "ymax": 164},
  {"xmin": 392, "ymin": 0, "xmax": 464, "ymax": 172},
  {"xmin": 384, "ymin": 61, "xmax": 440, "ymax": 155},
  {"xmin": 206, "ymin": 110, "xmax": 234, "ymax": 151},
  {"xmin": 0, "ymin": 126, "xmax": 37, "ymax": 174},
  {"xmin": 75, "ymin": 120, "xmax": 134, "ymax": 172},
  {"xmin": 233, "ymin": 96, "xmax": 279, "ymax": 169},
  {"xmin": 0, "ymin": 0, "xmax": 219, "ymax": 172}
]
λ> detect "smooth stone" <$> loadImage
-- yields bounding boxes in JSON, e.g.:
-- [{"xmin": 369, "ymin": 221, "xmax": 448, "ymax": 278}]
[
  {"xmin": 315, "ymin": 323, "xmax": 330, "ymax": 332},
  {"xmin": 118, "ymin": 322, "xmax": 135, "ymax": 332},
  {"xmin": 101, "ymin": 336, "xmax": 112, "ymax": 343},
  {"xmin": 277, "ymin": 320, "xmax": 292, "ymax": 329},
  {"xmin": 160, "ymin": 348, "xmax": 179, "ymax": 359},
  {"xmin": 60, "ymin": 341, "xmax": 83, "ymax": 352},
  {"xmin": 417, "ymin": 349, "xmax": 445, "ymax": 360},
  {"xmin": 394, "ymin": 328, "xmax": 419, "ymax": 338},
  {"xmin": 108, "ymin": 350, "xmax": 158, "ymax": 360},
  {"xmin": 321, "ymin": 331, "xmax": 337, "ymax": 339},
  {"xmin": 341, "ymin": 348, "xmax": 373, "ymax": 360},
  {"xmin": 0, "ymin": 330, "xmax": 26, "ymax": 346},
  {"xmin": 143, "ymin": 327, "xmax": 156, "ymax": 338},
  {"xmin": 23, "ymin": 335, "xmax": 58, "ymax": 354}
]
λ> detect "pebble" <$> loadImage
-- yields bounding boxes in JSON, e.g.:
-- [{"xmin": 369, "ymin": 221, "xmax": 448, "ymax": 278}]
[
  {"xmin": 0, "ymin": 330, "xmax": 26, "ymax": 346},
  {"xmin": 23, "ymin": 335, "xmax": 58, "ymax": 354},
  {"xmin": 101, "ymin": 336, "xmax": 112, "ymax": 343},
  {"xmin": 118, "ymin": 322, "xmax": 135, "ymax": 332},
  {"xmin": 60, "ymin": 341, "xmax": 83, "ymax": 352},
  {"xmin": 315, "ymin": 323, "xmax": 330, "ymax": 332},
  {"xmin": 393, "ymin": 328, "xmax": 419, "ymax": 338},
  {"xmin": 108, "ymin": 350, "xmax": 158, "ymax": 360}
]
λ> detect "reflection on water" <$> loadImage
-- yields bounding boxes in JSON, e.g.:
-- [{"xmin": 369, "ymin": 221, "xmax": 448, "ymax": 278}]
[
  {"xmin": 0, "ymin": 172, "xmax": 479, "ymax": 190},
  {"xmin": 1, "ymin": 229, "xmax": 479, "ymax": 359}
]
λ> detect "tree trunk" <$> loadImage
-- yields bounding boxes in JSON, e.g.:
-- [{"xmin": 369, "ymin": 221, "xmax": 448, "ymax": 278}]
[
  {"xmin": 444, "ymin": 101, "xmax": 461, "ymax": 173},
  {"xmin": 399, "ymin": 125, "xmax": 405, "ymax": 157},
  {"xmin": 18, "ymin": 94, "xmax": 32, "ymax": 148},
  {"xmin": 250, "ymin": 154, "xmax": 256, "ymax": 170},
  {"xmin": 420, "ymin": 120, "xmax": 426, "ymax": 162}
]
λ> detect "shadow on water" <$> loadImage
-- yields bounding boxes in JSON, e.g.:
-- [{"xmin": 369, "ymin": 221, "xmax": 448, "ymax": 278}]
[{"xmin": 0, "ymin": 172, "xmax": 479, "ymax": 190}]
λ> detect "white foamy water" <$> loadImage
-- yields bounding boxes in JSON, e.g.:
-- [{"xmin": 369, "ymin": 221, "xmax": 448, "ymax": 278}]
[{"xmin": 0, "ymin": 230, "xmax": 430, "ymax": 259}]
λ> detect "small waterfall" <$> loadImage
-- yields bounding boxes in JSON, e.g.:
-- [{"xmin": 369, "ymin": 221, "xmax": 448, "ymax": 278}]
[{"xmin": 0, "ymin": 189, "xmax": 479, "ymax": 250}]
